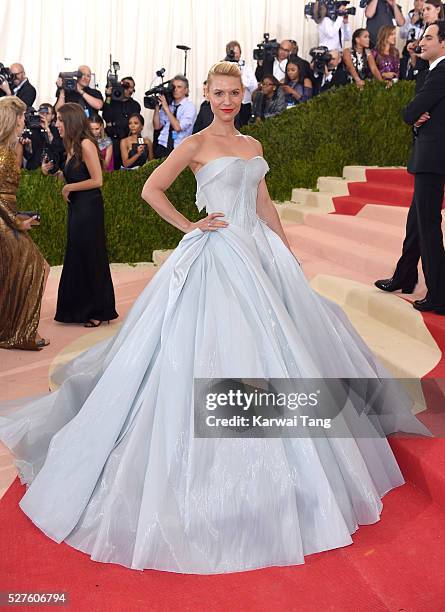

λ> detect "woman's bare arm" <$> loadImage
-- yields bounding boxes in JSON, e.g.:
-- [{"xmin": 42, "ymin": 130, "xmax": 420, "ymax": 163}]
[{"xmin": 142, "ymin": 137, "xmax": 227, "ymax": 233}]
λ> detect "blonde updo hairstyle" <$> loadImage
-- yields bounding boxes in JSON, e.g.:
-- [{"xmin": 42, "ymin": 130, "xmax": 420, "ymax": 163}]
[
  {"xmin": 206, "ymin": 61, "xmax": 244, "ymax": 89},
  {"xmin": 0, "ymin": 96, "xmax": 26, "ymax": 147}
]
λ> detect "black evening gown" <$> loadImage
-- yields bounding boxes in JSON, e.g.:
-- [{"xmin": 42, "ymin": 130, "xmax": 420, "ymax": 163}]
[{"xmin": 55, "ymin": 156, "xmax": 118, "ymax": 323}]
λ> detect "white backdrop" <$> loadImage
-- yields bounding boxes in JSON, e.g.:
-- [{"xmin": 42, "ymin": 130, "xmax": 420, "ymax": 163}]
[{"xmin": 0, "ymin": 0, "xmax": 412, "ymax": 133}]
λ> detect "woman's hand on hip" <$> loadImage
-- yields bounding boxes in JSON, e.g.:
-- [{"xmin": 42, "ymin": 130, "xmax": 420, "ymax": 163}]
[{"xmin": 187, "ymin": 212, "xmax": 229, "ymax": 233}]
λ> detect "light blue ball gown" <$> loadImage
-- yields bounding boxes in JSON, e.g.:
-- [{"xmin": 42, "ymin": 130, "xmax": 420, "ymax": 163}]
[{"xmin": 0, "ymin": 156, "xmax": 429, "ymax": 574}]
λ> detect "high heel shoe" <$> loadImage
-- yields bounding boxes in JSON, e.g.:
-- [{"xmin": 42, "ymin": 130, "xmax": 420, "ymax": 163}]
[
  {"xmin": 84, "ymin": 320, "xmax": 110, "ymax": 328},
  {"xmin": 17, "ymin": 338, "xmax": 50, "ymax": 351},
  {"xmin": 374, "ymin": 278, "xmax": 416, "ymax": 294}
]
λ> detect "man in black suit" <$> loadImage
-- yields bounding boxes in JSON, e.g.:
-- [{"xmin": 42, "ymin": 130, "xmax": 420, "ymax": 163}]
[
  {"xmin": 375, "ymin": 21, "xmax": 445, "ymax": 314},
  {"xmin": 0, "ymin": 63, "xmax": 36, "ymax": 108}
]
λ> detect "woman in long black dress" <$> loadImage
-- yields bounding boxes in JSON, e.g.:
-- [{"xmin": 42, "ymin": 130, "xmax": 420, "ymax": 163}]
[{"xmin": 43, "ymin": 103, "xmax": 118, "ymax": 327}]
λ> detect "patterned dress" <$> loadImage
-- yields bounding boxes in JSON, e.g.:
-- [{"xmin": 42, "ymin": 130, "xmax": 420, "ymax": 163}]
[{"xmin": 0, "ymin": 145, "xmax": 45, "ymax": 349}]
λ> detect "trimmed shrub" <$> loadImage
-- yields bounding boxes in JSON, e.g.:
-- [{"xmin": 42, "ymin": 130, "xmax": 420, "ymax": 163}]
[{"xmin": 18, "ymin": 80, "xmax": 415, "ymax": 264}]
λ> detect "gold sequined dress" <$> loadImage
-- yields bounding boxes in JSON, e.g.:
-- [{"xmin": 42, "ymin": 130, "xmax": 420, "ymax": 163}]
[{"xmin": 0, "ymin": 145, "xmax": 45, "ymax": 349}]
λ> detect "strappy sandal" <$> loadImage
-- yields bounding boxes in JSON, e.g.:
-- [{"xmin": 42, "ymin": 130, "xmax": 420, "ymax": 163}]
[
  {"xmin": 84, "ymin": 320, "xmax": 110, "ymax": 328},
  {"xmin": 84, "ymin": 320, "xmax": 102, "ymax": 328}
]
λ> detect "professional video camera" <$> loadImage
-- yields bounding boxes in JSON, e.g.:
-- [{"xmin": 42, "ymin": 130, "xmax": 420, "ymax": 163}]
[
  {"xmin": 144, "ymin": 68, "xmax": 174, "ymax": 109},
  {"xmin": 106, "ymin": 56, "xmax": 128, "ymax": 102},
  {"xmin": 18, "ymin": 108, "xmax": 41, "ymax": 140},
  {"xmin": 309, "ymin": 46, "xmax": 332, "ymax": 72},
  {"xmin": 304, "ymin": 0, "xmax": 356, "ymax": 23},
  {"xmin": 253, "ymin": 34, "xmax": 279, "ymax": 62},
  {"xmin": 0, "ymin": 63, "xmax": 14, "ymax": 88},
  {"xmin": 58, "ymin": 70, "xmax": 82, "ymax": 91}
]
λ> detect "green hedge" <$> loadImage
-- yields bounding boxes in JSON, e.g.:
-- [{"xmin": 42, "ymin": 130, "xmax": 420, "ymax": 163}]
[{"xmin": 18, "ymin": 80, "xmax": 415, "ymax": 265}]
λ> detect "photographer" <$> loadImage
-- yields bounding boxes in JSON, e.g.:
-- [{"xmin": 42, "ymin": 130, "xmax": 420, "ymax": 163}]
[
  {"xmin": 403, "ymin": 0, "xmax": 444, "ymax": 88},
  {"xmin": 312, "ymin": 50, "xmax": 350, "ymax": 95},
  {"xmin": 318, "ymin": 7, "xmax": 351, "ymax": 51},
  {"xmin": 22, "ymin": 103, "xmax": 65, "ymax": 171},
  {"xmin": 400, "ymin": 0, "xmax": 425, "ymax": 40},
  {"xmin": 225, "ymin": 40, "xmax": 258, "ymax": 125},
  {"xmin": 0, "ymin": 63, "xmax": 36, "ymax": 108},
  {"xmin": 55, "ymin": 65, "xmax": 103, "ymax": 117},
  {"xmin": 152, "ymin": 75, "xmax": 196, "ymax": 159},
  {"xmin": 365, "ymin": 0, "xmax": 405, "ymax": 47},
  {"xmin": 255, "ymin": 39, "xmax": 294, "ymax": 82},
  {"xmin": 103, "ymin": 76, "xmax": 141, "ymax": 169}
]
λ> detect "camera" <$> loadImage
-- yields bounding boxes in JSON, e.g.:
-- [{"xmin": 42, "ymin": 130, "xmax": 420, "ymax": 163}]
[
  {"xmin": 25, "ymin": 108, "xmax": 41, "ymax": 130},
  {"xmin": 59, "ymin": 71, "xmax": 81, "ymax": 91},
  {"xmin": 0, "ymin": 63, "xmax": 14, "ymax": 88},
  {"xmin": 106, "ymin": 58, "xmax": 126, "ymax": 102},
  {"xmin": 309, "ymin": 46, "xmax": 333, "ymax": 72},
  {"xmin": 144, "ymin": 81, "xmax": 174, "ymax": 110},
  {"xmin": 304, "ymin": 0, "xmax": 356, "ymax": 23},
  {"xmin": 225, "ymin": 49, "xmax": 237, "ymax": 62},
  {"xmin": 253, "ymin": 33, "xmax": 279, "ymax": 62}
]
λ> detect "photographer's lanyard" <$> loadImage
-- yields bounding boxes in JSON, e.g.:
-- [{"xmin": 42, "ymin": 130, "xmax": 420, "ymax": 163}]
[{"xmin": 167, "ymin": 104, "xmax": 180, "ymax": 152}]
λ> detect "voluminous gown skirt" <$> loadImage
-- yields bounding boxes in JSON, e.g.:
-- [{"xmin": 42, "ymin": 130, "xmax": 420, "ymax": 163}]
[{"xmin": 0, "ymin": 156, "xmax": 429, "ymax": 574}]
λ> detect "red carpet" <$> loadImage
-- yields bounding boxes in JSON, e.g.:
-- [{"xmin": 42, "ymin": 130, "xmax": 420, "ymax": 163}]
[
  {"xmin": 333, "ymin": 168, "xmax": 445, "ymax": 215},
  {"xmin": 1, "ymin": 476, "xmax": 445, "ymax": 611}
]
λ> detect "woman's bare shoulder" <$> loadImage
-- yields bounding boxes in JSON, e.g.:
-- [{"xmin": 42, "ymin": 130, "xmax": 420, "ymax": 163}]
[{"xmin": 242, "ymin": 134, "xmax": 263, "ymax": 155}]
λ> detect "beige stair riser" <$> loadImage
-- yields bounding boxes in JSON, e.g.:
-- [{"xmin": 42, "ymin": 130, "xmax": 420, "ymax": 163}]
[
  {"xmin": 302, "ymin": 214, "xmax": 404, "ymax": 253},
  {"xmin": 316, "ymin": 176, "xmax": 350, "ymax": 196},
  {"xmin": 286, "ymin": 229, "xmax": 394, "ymax": 278}
]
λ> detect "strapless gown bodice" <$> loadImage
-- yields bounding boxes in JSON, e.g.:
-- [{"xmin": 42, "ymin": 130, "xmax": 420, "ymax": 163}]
[{"xmin": 195, "ymin": 156, "xmax": 269, "ymax": 233}]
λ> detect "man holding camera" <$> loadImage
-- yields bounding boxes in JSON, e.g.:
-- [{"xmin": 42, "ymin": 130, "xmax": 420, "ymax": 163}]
[
  {"xmin": 255, "ymin": 39, "xmax": 294, "ymax": 82},
  {"xmin": 0, "ymin": 63, "xmax": 36, "ymax": 108},
  {"xmin": 103, "ymin": 76, "xmax": 141, "ymax": 170},
  {"xmin": 22, "ymin": 104, "xmax": 65, "ymax": 171},
  {"xmin": 55, "ymin": 65, "xmax": 103, "ymax": 117},
  {"xmin": 225, "ymin": 41, "xmax": 258, "ymax": 126},
  {"xmin": 318, "ymin": 6, "xmax": 351, "ymax": 51},
  {"xmin": 153, "ymin": 75, "xmax": 196, "ymax": 159},
  {"xmin": 312, "ymin": 49, "xmax": 350, "ymax": 94},
  {"xmin": 365, "ymin": 0, "xmax": 405, "ymax": 47}
]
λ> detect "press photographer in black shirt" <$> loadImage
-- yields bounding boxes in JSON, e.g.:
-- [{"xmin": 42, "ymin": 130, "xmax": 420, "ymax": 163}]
[
  {"xmin": 55, "ymin": 65, "xmax": 103, "ymax": 117},
  {"xmin": 23, "ymin": 103, "xmax": 65, "ymax": 171},
  {"xmin": 102, "ymin": 76, "xmax": 141, "ymax": 170}
]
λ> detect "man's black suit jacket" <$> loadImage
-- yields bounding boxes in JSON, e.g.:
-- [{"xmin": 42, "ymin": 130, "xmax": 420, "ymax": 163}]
[
  {"xmin": 403, "ymin": 59, "xmax": 445, "ymax": 175},
  {"xmin": 15, "ymin": 80, "xmax": 37, "ymax": 108}
]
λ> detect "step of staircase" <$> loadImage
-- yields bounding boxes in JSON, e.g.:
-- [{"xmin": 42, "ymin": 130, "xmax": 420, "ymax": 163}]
[
  {"xmin": 285, "ymin": 224, "xmax": 395, "ymax": 278},
  {"xmin": 357, "ymin": 203, "xmax": 409, "ymax": 227},
  {"xmin": 347, "ymin": 181, "xmax": 413, "ymax": 206},
  {"xmin": 309, "ymin": 275, "xmax": 441, "ymax": 409},
  {"xmin": 365, "ymin": 168, "xmax": 414, "ymax": 188},
  {"xmin": 152, "ymin": 249, "xmax": 173, "ymax": 266},
  {"xmin": 302, "ymin": 212, "xmax": 404, "ymax": 253},
  {"xmin": 290, "ymin": 189, "xmax": 336, "ymax": 209},
  {"xmin": 316, "ymin": 176, "xmax": 350, "ymax": 195},
  {"xmin": 389, "ymin": 438, "xmax": 445, "ymax": 513}
]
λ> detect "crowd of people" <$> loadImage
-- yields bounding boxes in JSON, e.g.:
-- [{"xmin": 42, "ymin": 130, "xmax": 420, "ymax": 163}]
[{"xmin": 0, "ymin": 0, "xmax": 441, "ymax": 175}]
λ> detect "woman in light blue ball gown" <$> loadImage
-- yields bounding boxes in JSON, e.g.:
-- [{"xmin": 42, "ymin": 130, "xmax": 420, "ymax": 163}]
[{"xmin": 0, "ymin": 61, "xmax": 428, "ymax": 575}]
